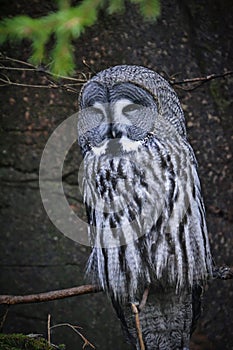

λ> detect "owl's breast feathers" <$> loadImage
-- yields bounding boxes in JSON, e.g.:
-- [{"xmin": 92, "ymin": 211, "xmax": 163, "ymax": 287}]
[{"xmin": 84, "ymin": 134, "xmax": 212, "ymax": 301}]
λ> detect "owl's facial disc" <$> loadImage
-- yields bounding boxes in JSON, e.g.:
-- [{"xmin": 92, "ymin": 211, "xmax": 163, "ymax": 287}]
[
  {"xmin": 93, "ymin": 99, "xmax": 144, "ymax": 155},
  {"xmin": 78, "ymin": 82, "xmax": 157, "ymax": 155},
  {"xmin": 78, "ymin": 100, "xmax": 150, "ymax": 155}
]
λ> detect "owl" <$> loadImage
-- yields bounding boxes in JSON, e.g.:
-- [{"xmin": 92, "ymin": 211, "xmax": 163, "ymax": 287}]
[{"xmin": 77, "ymin": 65, "xmax": 213, "ymax": 350}]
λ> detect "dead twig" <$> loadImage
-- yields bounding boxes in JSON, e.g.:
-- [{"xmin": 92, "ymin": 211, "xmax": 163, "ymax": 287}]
[
  {"xmin": 138, "ymin": 287, "xmax": 150, "ymax": 311},
  {"xmin": 0, "ymin": 53, "xmax": 91, "ymax": 93},
  {"xmin": 0, "ymin": 54, "xmax": 35, "ymax": 68},
  {"xmin": 170, "ymin": 71, "xmax": 233, "ymax": 91},
  {"xmin": 47, "ymin": 314, "xmax": 51, "ymax": 345},
  {"xmin": 131, "ymin": 287, "xmax": 150, "ymax": 349},
  {"xmin": 1, "ymin": 53, "xmax": 232, "ymax": 93},
  {"xmin": 0, "ymin": 266, "xmax": 232, "ymax": 306},
  {"xmin": 0, "ymin": 284, "xmax": 102, "ymax": 305},
  {"xmin": 0, "ymin": 306, "xmax": 9, "ymax": 330},
  {"xmin": 0, "ymin": 74, "xmax": 83, "ymax": 93},
  {"xmin": 131, "ymin": 303, "xmax": 145, "ymax": 350},
  {"xmin": 82, "ymin": 59, "xmax": 96, "ymax": 75},
  {"xmin": 50, "ymin": 322, "xmax": 95, "ymax": 349},
  {"xmin": 0, "ymin": 53, "xmax": 90, "ymax": 81}
]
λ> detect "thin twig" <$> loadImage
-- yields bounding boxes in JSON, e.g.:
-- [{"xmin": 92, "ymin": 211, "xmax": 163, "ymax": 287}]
[
  {"xmin": 47, "ymin": 314, "xmax": 51, "ymax": 345},
  {"xmin": 0, "ymin": 75, "xmax": 82, "ymax": 93},
  {"xmin": 0, "ymin": 54, "xmax": 35, "ymax": 67},
  {"xmin": 131, "ymin": 303, "xmax": 145, "ymax": 350},
  {"xmin": 0, "ymin": 284, "xmax": 102, "ymax": 305},
  {"xmin": 171, "ymin": 71, "xmax": 233, "ymax": 91},
  {"xmin": 0, "ymin": 66, "xmax": 36, "ymax": 71},
  {"xmin": 0, "ymin": 53, "xmax": 90, "ymax": 81},
  {"xmin": 82, "ymin": 59, "xmax": 96, "ymax": 75},
  {"xmin": 50, "ymin": 322, "xmax": 95, "ymax": 349},
  {"xmin": 0, "ymin": 76, "xmax": 56, "ymax": 89},
  {"xmin": 138, "ymin": 287, "xmax": 150, "ymax": 311},
  {"xmin": 172, "ymin": 71, "xmax": 233, "ymax": 85},
  {"xmin": 0, "ymin": 53, "xmax": 90, "ymax": 93},
  {"xmin": 0, "ymin": 306, "xmax": 9, "ymax": 330},
  {"xmin": 1, "ymin": 53, "xmax": 232, "ymax": 93}
]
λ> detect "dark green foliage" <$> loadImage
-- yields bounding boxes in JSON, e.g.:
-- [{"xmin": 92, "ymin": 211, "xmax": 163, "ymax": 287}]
[{"xmin": 0, "ymin": 0, "xmax": 161, "ymax": 76}]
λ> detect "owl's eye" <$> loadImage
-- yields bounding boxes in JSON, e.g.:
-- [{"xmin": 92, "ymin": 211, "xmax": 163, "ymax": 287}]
[
  {"xmin": 89, "ymin": 106, "xmax": 104, "ymax": 115},
  {"xmin": 122, "ymin": 104, "xmax": 142, "ymax": 114}
]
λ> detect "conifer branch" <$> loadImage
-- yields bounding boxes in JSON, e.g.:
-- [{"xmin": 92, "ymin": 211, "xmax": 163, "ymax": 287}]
[{"xmin": 0, "ymin": 0, "xmax": 161, "ymax": 76}]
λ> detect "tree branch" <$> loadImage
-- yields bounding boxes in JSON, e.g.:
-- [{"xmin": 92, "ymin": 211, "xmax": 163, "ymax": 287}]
[
  {"xmin": 170, "ymin": 71, "xmax": 233, "ymax": 91},
  {"xmin": 0, "ymin": 266, "xmax": 232, "ymax": 306},
  {"xmin": 0, "ymin": 53, "xmax": 232, "ymax": 93},
  {"xmin": 0, "ymin": 53, "xmax": 91, "ymax": 93},
  {"xmin": 131, "ymin": 303, "xmax": 145, "ymax": 350},
  {"xmin": 49, "ymin": 321, "xmax": 96, "ymax": 349},
  {"xmin": 139, "ymin": 287, "xmax": 150, "ymax": 311},
  {"xmin": 0, "ymin": 285, "xmax": 102, "ymax": 305}
]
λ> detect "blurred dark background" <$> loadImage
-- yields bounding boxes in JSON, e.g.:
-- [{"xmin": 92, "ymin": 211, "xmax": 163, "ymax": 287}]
[{"xmin": 0, "ymin": 1, "xmax": 232, "ymax": 349}]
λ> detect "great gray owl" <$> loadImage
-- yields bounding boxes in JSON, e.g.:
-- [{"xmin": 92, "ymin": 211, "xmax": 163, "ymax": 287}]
[{"xmin": 77, "ymin": 65, "xmax": 213, "ymax": 350}]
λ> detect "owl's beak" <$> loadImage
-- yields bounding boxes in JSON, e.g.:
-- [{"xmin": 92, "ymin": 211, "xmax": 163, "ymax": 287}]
[{"xmin": 110, "ymin": 123, "xmax": 128, "ymax": 139}]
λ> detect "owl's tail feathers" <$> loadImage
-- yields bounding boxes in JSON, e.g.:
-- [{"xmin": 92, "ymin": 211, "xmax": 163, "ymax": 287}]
[{"xmin": 112, "ymin": 287, "xmax": 195, "ymax": 350}]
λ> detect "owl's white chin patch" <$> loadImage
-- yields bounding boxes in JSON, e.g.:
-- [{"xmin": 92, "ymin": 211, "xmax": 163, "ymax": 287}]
[
  {"xmin": 120, "ymin": 136, "xmax": 141, "ymax": 152},
  {"xmin": 92, "ymin": 141, "xmax": 108, "ymax": 156},
  {"xmin": 92, "ymin": 136, "xmax": 141, "ymax": 156}
]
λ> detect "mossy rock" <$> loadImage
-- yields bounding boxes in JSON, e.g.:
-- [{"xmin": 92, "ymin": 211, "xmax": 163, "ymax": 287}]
[{"xmin": 0, "ymin": 333, "xmax": 65, "ymax": 350}]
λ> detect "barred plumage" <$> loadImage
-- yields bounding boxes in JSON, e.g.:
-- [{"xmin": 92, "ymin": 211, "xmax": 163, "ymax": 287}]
[{"xmin": 78, "ymin": 65, "xmax": 212, "ymax": 349}]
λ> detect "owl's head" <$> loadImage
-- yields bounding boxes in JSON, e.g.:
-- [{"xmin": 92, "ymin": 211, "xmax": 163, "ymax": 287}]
[{"xmin": 78, "ymin": 65, "xmax": 186, "ymax": 156}]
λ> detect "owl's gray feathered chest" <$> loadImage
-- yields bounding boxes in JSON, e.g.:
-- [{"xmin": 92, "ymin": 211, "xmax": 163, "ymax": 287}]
[
  {"xmin": 83, "ymin": 139, "xmax": 166, "ymax": 246},
  {"xmin": 83, "ymin": 135, "xmax": 211, "ymax": 300}
]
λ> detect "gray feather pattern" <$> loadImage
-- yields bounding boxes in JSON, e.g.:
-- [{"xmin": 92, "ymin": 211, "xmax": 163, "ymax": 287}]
[{"xmin": 78, "ymin": 65, "xmax": 213, "ymax": 349}]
